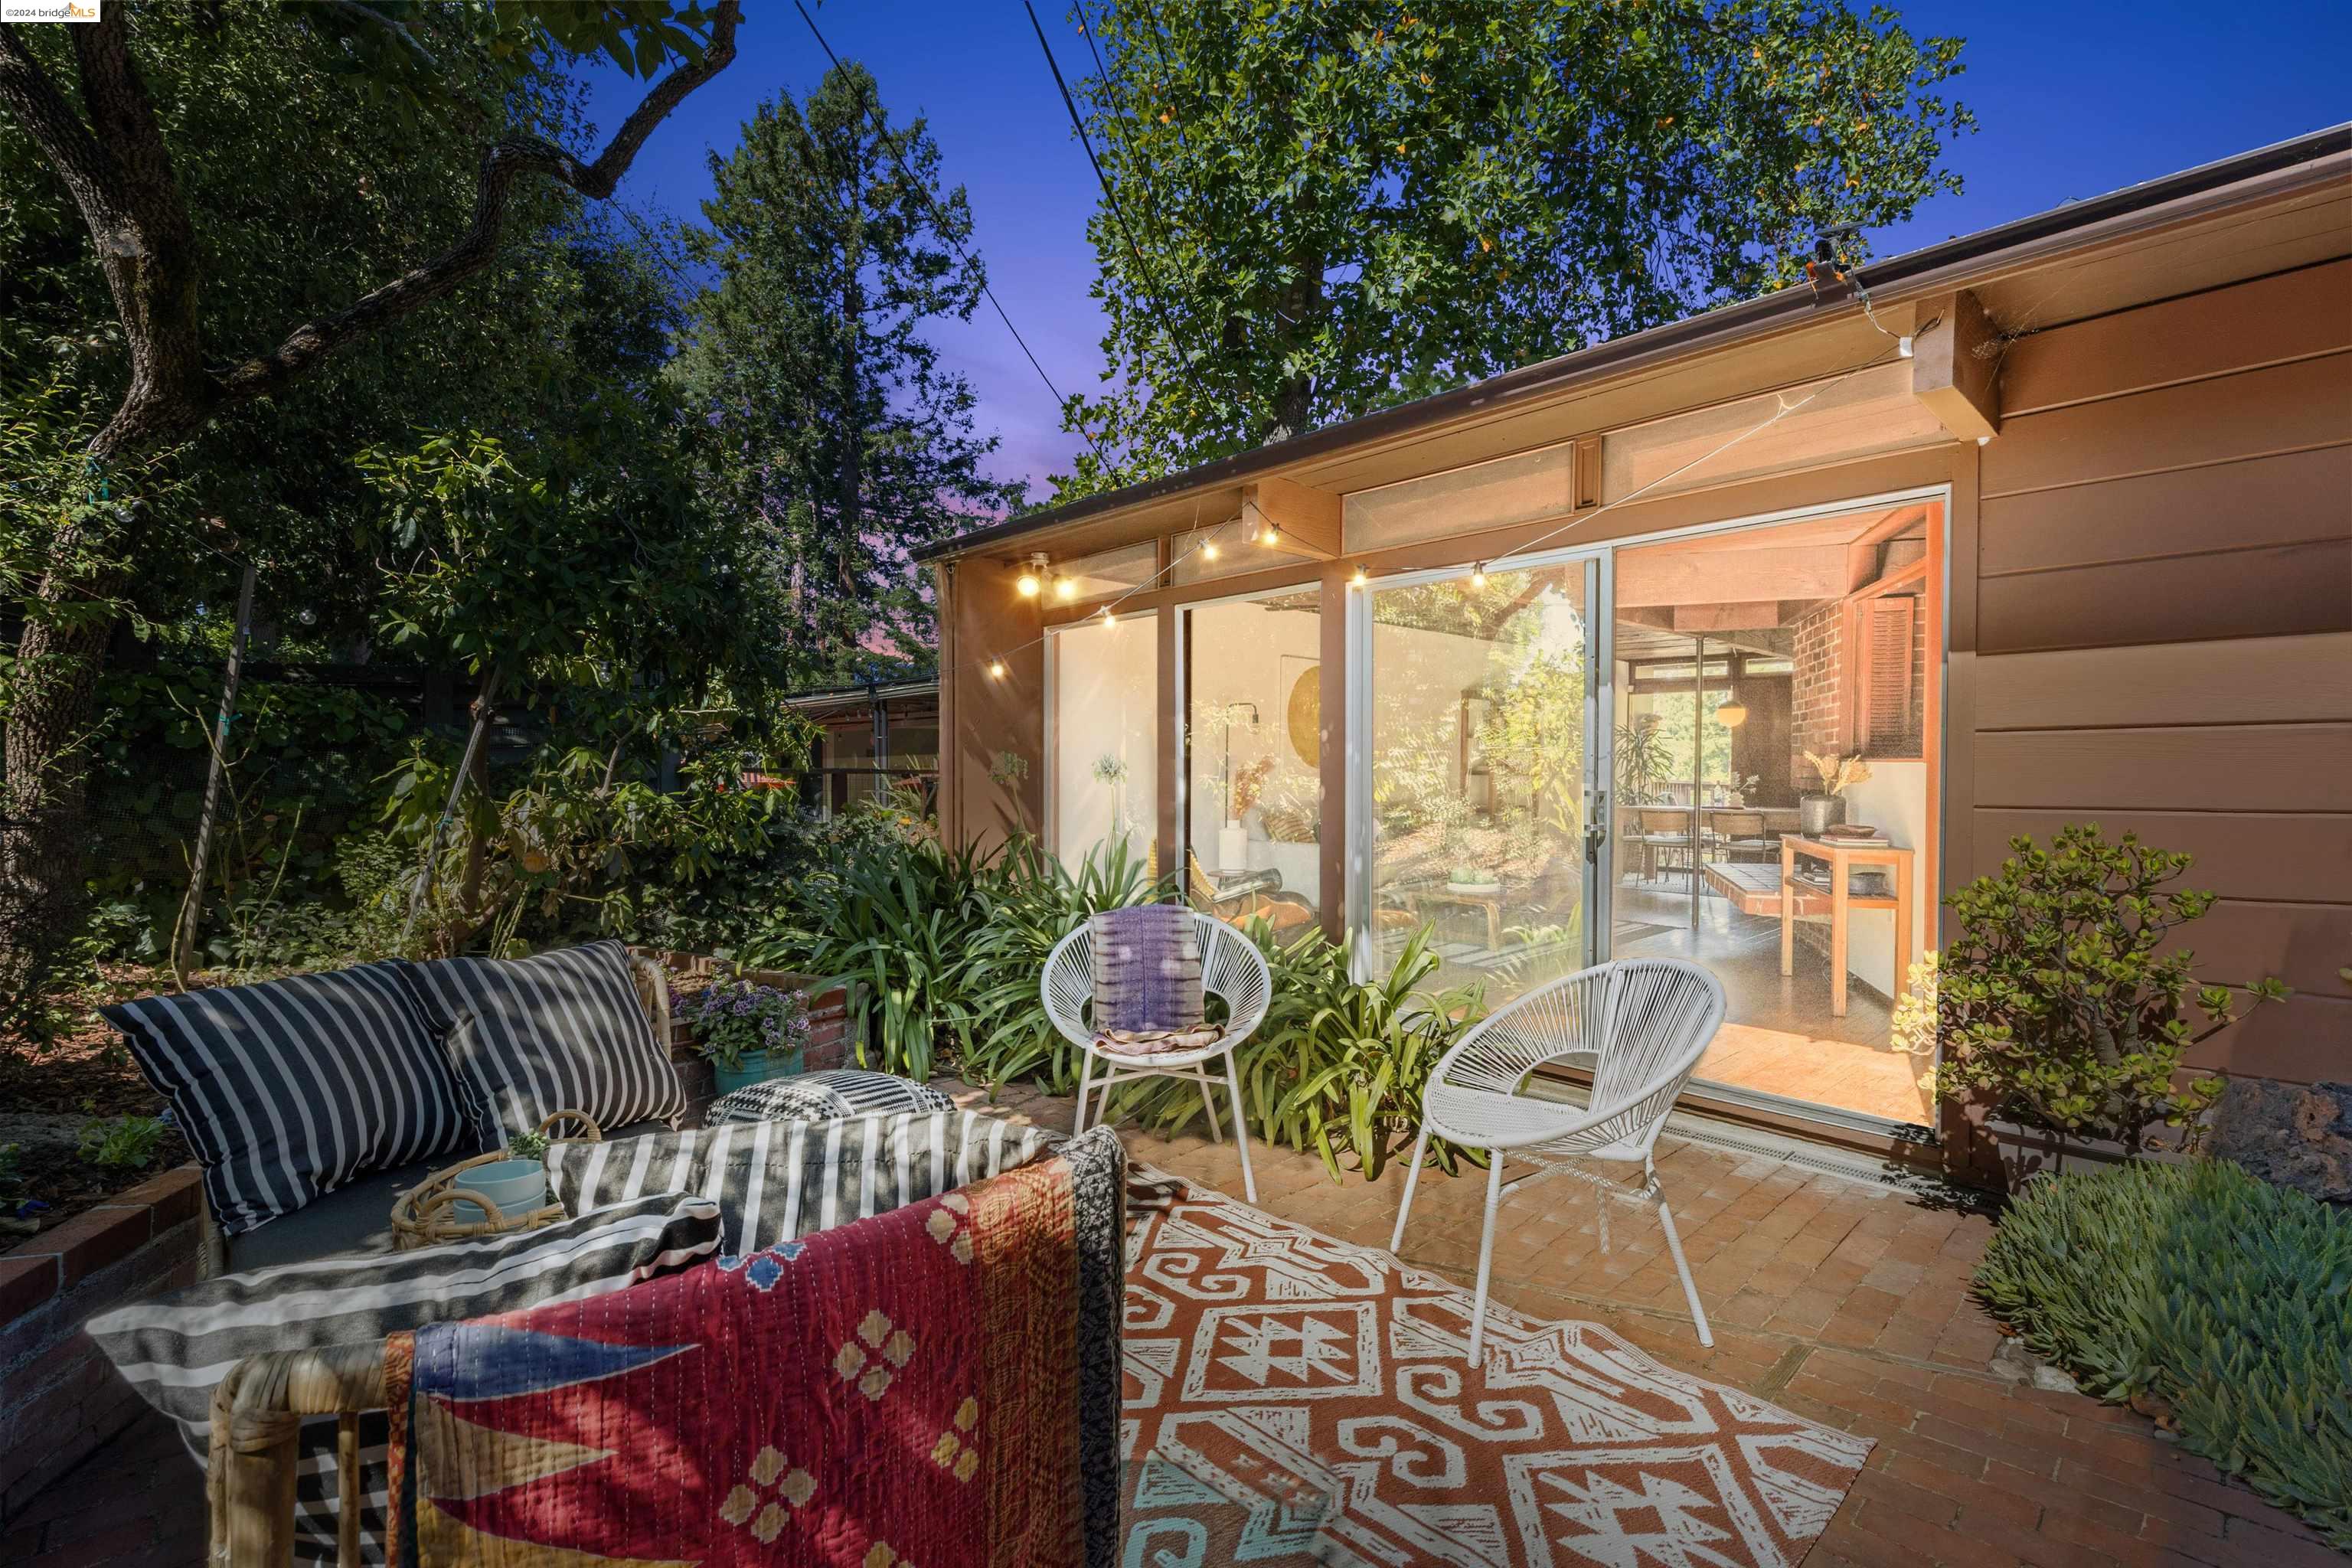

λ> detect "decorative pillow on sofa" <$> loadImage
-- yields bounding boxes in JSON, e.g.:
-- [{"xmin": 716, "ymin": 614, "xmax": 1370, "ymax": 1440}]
[
  {"xmin": 101, "ymin": 961, "xmax": 470, "ymax": 1236},
  {"xmin": 87, "ymin": 1192, "xmax": 722, "ymax": 1565},
  {"xmin": 400, "ymin": 939, "xmax": 684, "ymax": 1147},
  {"xmin": 547, "ymin": 1109, "xmax": 1058, "ymax": 1253}
]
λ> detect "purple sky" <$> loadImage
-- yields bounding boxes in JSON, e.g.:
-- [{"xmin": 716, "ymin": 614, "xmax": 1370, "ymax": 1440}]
[{"xmin": 582, "ymin": 2, "xmax": 2351, "ymax": 507}]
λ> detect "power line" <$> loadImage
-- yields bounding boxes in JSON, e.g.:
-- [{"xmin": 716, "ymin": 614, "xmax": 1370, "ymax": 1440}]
[
  {"xmin": 1023, "ymin": 0, "xmax": 1233, "ymax": 415},
  {"xmin": 788, "ymin": 0, "xmax": 1114, "ymax": 475}
]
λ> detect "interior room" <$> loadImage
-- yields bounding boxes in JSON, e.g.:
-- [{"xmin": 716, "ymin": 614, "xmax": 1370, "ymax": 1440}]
[
  {"xmin": 1610, "ymin": 501, "xmax": 1940, "ymax": 1125},
  {"xmin": 1181, "ymin": 590, "xmax": 1325, "ymax": 933}
]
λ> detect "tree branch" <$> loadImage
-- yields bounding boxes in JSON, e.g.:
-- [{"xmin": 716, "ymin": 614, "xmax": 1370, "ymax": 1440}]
[{"xmin": 214, "ymin": 0, "xmax": 741, "ymax": 410}]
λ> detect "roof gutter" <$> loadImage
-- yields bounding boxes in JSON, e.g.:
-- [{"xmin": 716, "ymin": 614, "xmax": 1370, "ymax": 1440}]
[{"xmin": 922, "ymin": 122, "xmax": 2349, "ymax": 564}]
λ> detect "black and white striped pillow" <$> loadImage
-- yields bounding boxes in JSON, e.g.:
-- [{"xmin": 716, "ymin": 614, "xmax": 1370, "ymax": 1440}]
[
  {"xmin": 87, "ymin": 1192, "xmax": 721, "ymax": 1565},
  {"xmin": 400, "ymin": 940, "xmax": 684, "ymax": 1147},
  {"xmin": 102, "ymin": 962, "xmax": 471, "ymax": 1236},
  {"xmin": 547, "ymin": 1109, "xmax": 1058, "ymax": 1253},
  {"xmin": 707, "ymin": 1068, "xmax": 956, "ymax": 1125}
]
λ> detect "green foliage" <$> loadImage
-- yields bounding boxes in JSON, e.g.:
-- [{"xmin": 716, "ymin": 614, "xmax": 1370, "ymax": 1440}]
[
  {"xmin": 740, "ymin": 826, "xmax": 995, "ymax": 1082},
  {"xmin": 504, "ymin": 1129, "xmax": 551, "ymax": 1163},
  {"xmin": 1055, "ymin": 0, "xmax": 1971, "ymax": 491},
  {"xmin": 670, "ymin": 61, "xmax": 1024, "ymax": 682},
  {"xmin": 83, "ymin": 655, "xmax": 410, "ymax": 960},
  {"xmin": 1253, "ymin": 926, "xmax": 1487, "ymax": 1183},
  {"xmin": 1936, "ymin": 826, "xmax": 2288, "ymax": 1154},
  {"xmin": 77, "ymin": 1115, "xmax": 167, "ymax": 1173},
  {"xmin": 1974, "ymin": 1160, "xmax": 2351, "ymax": 1548}
]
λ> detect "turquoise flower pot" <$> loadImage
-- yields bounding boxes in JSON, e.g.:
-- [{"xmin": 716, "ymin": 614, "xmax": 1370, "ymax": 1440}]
[{"xmin": 711, "ymin": 1047, "xmax": 804, "ymax": 1095}]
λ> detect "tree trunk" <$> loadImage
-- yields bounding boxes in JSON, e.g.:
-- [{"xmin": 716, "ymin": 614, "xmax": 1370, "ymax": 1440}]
[
  {"xmin": 0, "ymin": 598, "xmax": 113, "ymax": 1018},
  {"xmin": 172, "ymin": 557, "xmax": 258, "ymax": 982}
]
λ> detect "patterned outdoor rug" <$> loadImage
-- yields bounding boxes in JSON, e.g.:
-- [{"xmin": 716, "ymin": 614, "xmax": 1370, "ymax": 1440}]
[{"xmin": 1122, "ymin": 1170, "xmax": 1872, "ymax": 1567}]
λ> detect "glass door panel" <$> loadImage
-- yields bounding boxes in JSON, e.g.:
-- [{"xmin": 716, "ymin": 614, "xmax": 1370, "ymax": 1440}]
[
  {"xmin": 1360, "ymin": 560, "xmax": 1596, "ymax": 1005},
  {"xmin": 1181, "ymin": 589, "xmax": 1323, "ymax": 935}
]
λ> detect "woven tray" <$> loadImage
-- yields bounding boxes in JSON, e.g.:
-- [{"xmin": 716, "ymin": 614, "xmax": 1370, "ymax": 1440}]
[{"xmin": 389, "ymin": 1109, "xmax": 603, "ymax": 1250}]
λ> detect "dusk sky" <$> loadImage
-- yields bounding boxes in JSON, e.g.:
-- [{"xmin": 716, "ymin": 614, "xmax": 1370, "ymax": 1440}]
[{"xmin": 582, "ymin": 2, "xmax": 2352, "ymax": 508}]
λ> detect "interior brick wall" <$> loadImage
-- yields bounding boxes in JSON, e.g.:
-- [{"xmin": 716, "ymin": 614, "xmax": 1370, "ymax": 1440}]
[{"xmin": 1789, "ymin": 601, "xmax": 1844, "ymax": 788}]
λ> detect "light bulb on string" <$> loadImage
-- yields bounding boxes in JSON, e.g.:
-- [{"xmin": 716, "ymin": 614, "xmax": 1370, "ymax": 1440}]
[
  {"xmin": 1102, "ymin": 607, "xmax": 1116, "ymax": 626},
  {"xmin": 988, "ymin": 659, "xmax": 1007, "ymax": 679},
  {"xmin": 1202, "ymin": 541, "xmax": 1219, "ymax": 560},
  {"xmin": 1350, "ymin": 565, "xmax": 1367, "ymax": 588},
  {"xmin": 1055, "ymin": 576, "xmax": 1076, "ymax": 601},
  {"xmin": 1263, "ymin": 523, "xmax": 1281, "ymax": 546},
  {"xmin": 1470, "ymin": 562, "xmax": 1488, "ymax": 588}
]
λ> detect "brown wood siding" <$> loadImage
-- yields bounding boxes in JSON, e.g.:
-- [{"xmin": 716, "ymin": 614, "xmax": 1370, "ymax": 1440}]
[
  {"xmin": 1966, "ymin": 265, "xmax": 2352, "ymax": 1086},
  {"xmin": 938, "ymin": 560, "xmax": 1045, "ymax": 849}
]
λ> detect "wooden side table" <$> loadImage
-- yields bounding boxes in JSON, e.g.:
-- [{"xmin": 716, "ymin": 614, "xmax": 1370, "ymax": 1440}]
[{"xmin": 1779, "ymin": 836, "xmax": 1916, "ymax": 1018}]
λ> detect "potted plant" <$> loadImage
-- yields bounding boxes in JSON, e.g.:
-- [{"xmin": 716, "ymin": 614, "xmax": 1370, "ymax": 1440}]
[
  {"xmin": 677, "ymin": 978, "xmax": 815, "ymax": 1093},
  {"xmin": 1612, "ymin": 718, "xmax": 1671, "ymax": 805},
  {"xmin": 1934, "ymin": 825, "xmax": 2288, "ymax": 1186},
  {"xmin": 452, "ymin": 1127, "xmax": 551, "ymax": 1224},
  {"xmin": 1798, "ymin": 750, "xmax": 1871, "ymax": 835}
]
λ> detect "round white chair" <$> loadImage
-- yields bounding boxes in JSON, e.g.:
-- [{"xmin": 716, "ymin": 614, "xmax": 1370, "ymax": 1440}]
[
  {"xmin": 1390, "ymin": 958, "xmax": 1726, "ymax": 1361},
  {"xmin": 1043, "ymin": 910, "xmax": 1268, "ymax": 1204}
]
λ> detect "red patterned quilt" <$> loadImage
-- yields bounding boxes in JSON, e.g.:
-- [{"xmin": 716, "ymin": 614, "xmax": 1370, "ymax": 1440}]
[{"xmin": 386, "ymin": 1135, "xmax": 1119, "ymax": 1566}]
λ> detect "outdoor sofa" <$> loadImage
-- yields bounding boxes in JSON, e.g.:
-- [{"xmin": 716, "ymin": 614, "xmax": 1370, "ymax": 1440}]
[
  {"xmin": 102, "ymin": 939, "xmax": 684, "ymax": 1273},
  {"xmin": 89, "ymin": 940, "xmax": 1122, "ymax": 1564}
]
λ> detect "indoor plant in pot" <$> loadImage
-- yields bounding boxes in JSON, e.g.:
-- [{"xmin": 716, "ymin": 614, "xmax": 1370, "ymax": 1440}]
[{"xmin": 678, "ymin": 978, "xmax": 814, "ymax": 1093}]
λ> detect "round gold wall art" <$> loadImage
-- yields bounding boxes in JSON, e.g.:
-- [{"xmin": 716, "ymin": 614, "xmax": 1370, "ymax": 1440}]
[{"xmin": 1285, "ymin": 665, "xmax": 1320, "ymax": 768}]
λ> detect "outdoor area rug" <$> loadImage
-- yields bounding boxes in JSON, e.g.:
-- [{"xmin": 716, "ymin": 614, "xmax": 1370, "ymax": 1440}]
[{"xmin": 1121, "ymin": 1169, "xmax": 1873, "ymax": 1568}]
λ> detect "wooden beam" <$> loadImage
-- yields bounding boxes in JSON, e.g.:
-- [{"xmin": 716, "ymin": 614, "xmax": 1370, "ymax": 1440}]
[
  {"xmin": 1912, "ymin": 289, "xmax": 2001, "ymax": 443},
  {"xmin": 1242, "ymin": 476, "xmax": 1341, "ymax": 557},
  {"xmin": 1671, "ymin": 601, "xmax": 1786, "ymax": 632},
  {"xmin": 1616, "ymin": 542, "xmax": 1849, "ymax": 606}
]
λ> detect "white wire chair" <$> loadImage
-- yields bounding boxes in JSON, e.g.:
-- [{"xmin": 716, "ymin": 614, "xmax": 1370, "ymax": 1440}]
[
  {"xmin": 1390, "ymin": 958, "xmax": 1726, "ymax": 1361},
  {"xmin": 1043, "ymin": 910, "xmax": 1269, "ymax": 1203}
]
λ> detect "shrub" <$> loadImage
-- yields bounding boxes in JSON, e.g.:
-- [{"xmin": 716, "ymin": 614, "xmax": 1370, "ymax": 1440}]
[
  {"xmin": 1251, "ymin": 924, "xmax": 1486, "ymax": 1182},
  {"xmin": 1975, "ymin": 1160, "xmax": 2350, "ymax": 1547},
  {"xmin": 1936, "ymin": 825, "xmax": 2287, "ymax": 1155},
  {"xmin": 77, "ymin": 1115, "xmax": 168, "ymax": 1173},
  {"xmin": 739, "ymin": 827, "xmax": 992, "ymax": 1081}
]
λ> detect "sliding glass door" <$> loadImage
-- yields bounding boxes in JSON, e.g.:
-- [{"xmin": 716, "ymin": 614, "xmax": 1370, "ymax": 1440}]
[{"xmin": 1353, "ymin": 555, "xmax": 1602, "ymax": 1004}]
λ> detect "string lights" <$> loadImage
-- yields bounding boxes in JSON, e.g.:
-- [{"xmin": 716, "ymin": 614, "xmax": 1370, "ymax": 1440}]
[{"xmin": 969, "ymin": 338, "xmax": 1910, "ymax": 684}]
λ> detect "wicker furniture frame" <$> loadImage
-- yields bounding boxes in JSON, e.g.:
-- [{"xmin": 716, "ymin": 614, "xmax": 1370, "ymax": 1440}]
[
  {"xmin": 209, "ymin": 1342, "xmax": 385, "ymax": 1566},
  {"xmin": 193, "ymin": 952, "xmax": 673, "ymax": 1277}
]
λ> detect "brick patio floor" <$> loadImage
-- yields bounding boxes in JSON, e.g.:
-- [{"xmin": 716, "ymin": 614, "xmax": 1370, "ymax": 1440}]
[{"xmin": 15, "ymin": 1081, "xmax": 2339, "ymax": 1568}]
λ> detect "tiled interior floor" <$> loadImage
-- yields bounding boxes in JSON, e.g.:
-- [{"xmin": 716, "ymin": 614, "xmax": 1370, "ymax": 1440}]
[
  {"xmin": 1615, "ymin": 880, "xmax": 1932, "ymax": 1125},
  {"xmin": 15, "ymin": 1079, "xmax": 2336, "ymax": 1568}
]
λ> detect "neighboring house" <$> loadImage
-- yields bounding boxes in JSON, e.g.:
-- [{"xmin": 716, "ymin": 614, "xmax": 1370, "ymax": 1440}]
[
  {"xmin": 922, "ymin": 127, "xmax": 2350, "ymax": 1178},
  {"xmin": 783, "ymin": 676, "xmax": 941, "ymax": 818}
]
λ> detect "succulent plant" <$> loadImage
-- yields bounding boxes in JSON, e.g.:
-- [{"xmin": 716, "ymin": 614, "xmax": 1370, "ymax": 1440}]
[{"xmin": 1975, "ymin": 1159, "xmax": 2350, "ymax": 1548}]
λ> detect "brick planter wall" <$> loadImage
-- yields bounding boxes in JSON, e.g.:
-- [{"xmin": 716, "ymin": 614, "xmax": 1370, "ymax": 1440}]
[{"xmin": 0, "ymin": 1166, "xmax": 203, "ymax": 1526}]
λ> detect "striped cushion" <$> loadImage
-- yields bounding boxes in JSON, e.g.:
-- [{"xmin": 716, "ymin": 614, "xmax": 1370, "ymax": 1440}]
[
  {"xmin": 547, "ymin": 1110, "xmax": 1058, "ymax": 1254},
  {"xmin": 706, "ymin": 1068, "xmax": 956, "ymax": 1125},
  {"xmin": 401, "ymin": 940, "xmax": 684, "ymax": 1147},
  {"xmin": 101, "ymin": 962, "xmax": 469, "ymax": 1236},
  {"xmin": 87, "ymin": 1192, "xmax": 721, "ymax": 1565}
]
